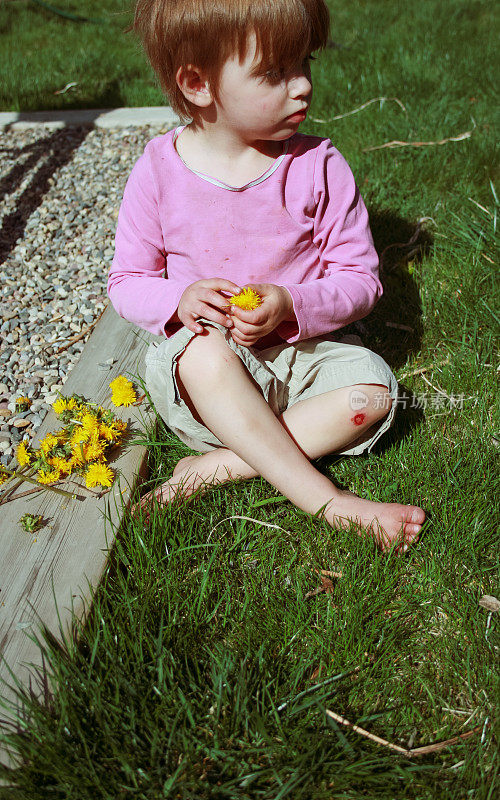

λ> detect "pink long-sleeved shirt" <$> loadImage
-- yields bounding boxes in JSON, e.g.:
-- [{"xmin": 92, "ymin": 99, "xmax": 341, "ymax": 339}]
[{"xmin": 108, "ymin": 127, "xmax": 381, "ymax": 346}]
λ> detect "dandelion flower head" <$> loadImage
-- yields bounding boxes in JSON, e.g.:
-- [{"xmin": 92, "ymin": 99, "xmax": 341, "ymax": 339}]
[
  {"xmin": 16, "ymin": 441, "xmax": 32, "ymax": 467},
  {"xmin": 81, "ymin": 413, "xmax": 99, "ymax": 437},
  {"xmin": 52, "ymin": 397, "xmax": 68, "ymax": 414},
  {"xmin": 85, "ymin": 462, "xmax": 114, "ymax": 488},
  {"xmin": 40, "ymin": 433, "xmax": 58, "ymax": 455},
  {"xmin": 37, "ymin": 467, "xmax": 61, "ymax": 485},
  {"xmin": 48, "ymin": 456, "xmax": 72, "ymax": 475},
  {"xmin": 70, "ymin": 426, "xmax": 90, "ymax": 447},
  {"xmin": 15, "ymin": 396, "xmax": 31, "ymax": 411},
  {"xmin": 228, "ymin": 287, "xmax": 262, "ymax": 311},
  {"xmin": 53, "ymin": 396, "xmax": 78, "ymax": 415},
  {"xmin": 83, "ymin": 433, "xmax": 105, "ymax": 463},
  {"xmin": 99, "ymin": 422, "xmax": 118, "ymax": 441},
  {"xmin": 110, "ymin": 375, "xmax": 137, "ymax": 407}
]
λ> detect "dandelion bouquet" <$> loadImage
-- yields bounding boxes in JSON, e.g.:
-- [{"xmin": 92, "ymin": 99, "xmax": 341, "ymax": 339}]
[{"xmin": 15, "ymin": 393, "xmax": 127, "ymax": 490}]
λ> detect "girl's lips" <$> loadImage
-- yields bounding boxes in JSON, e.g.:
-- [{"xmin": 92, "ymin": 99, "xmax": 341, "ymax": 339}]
[{"xmin": 286, "ymin": 110, "xmax": 307, "ymax": 122}]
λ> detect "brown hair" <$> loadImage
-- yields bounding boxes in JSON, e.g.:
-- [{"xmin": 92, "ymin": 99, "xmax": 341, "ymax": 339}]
[{"xmin": 132, "ymin": 0, "xmax": 330, "ymax": 121}]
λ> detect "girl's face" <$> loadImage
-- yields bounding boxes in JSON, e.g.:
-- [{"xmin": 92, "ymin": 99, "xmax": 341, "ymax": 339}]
[{"xmin": 214, "ymin": 32, "xmax": 313, "ymax": 144}]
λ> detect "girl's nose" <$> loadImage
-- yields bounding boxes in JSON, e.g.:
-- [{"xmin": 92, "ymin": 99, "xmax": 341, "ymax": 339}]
[{"xmin": 287, "ymin": 72, "xmax": 312, "ymax": 100}]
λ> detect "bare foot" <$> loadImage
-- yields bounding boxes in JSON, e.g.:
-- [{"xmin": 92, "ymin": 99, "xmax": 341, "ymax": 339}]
[
  {"xmin": 133, "ymin": 452, "xmax": 425, "ymax": 554},
  {"xmin": 324, "ymin": 490, "xmax": 426, "ymax": 552},
  {"xmin": 134, "ymin": 449, "xmax": 256, "ymax": 513}
]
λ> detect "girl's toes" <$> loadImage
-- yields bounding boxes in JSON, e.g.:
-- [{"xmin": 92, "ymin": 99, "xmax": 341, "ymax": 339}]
[
  {"xmin": 403, "ymin": 522, "xmax": 421, "ymax": 536},
  {"xmin": 405, "ymin": 505, "xmax": 426, "ymax": 524}
]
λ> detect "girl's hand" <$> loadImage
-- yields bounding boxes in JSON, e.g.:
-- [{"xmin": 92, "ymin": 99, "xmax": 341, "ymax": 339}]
[
  {"xmin": 229, "ymin": 284, "xmax": 295, "ymax": 347},
  {"xmin": 177, "ymin": 279, "xmax": 242, "ymax": 334}
]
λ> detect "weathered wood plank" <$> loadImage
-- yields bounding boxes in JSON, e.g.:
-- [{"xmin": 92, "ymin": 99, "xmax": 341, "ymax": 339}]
[{"xmin": 0, "ymin": 306, "xmax": 156, "ymax": 769}]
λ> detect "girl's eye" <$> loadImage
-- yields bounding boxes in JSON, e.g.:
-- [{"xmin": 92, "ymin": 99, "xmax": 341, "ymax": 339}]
[
  {"xmin": 265, "ymin": 68, "xmax": 285, "ymax": 84},
  {"xmin": 262, "ymin": 55, "xmax": 315, "ymax": 84}
]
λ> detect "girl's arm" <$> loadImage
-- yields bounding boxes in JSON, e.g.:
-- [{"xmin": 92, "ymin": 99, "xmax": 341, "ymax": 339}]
[
  {"xmin": 275, "ymin": 142, "xmax": 382, "ymax": 343},
  {"xmin": 107, "ymin": 152, "xmax": 193, "ymax": 337}
]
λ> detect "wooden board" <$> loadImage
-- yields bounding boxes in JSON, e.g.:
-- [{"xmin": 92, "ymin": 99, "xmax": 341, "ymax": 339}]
[{"xmin": 0, "ymin": 306, "xmax": 155, "ymax": 770}]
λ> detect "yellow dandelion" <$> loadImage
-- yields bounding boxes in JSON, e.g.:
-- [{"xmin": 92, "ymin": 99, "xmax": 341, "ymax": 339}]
[
  {"xmin": 0, "ymin": 470, "xmax": 9, "ymax": 486},
  {"xmin": 109, "ymin": 376, "xmax": 130, "ymax": 392},
  {"xmin": 72, "ymin": 401, "xmax": 89, "ymax": 420},
  {"xmin": 228, "ymin": 287, "xmax": 263, "ymax": 311},
  {"xmin": 99, "ymin": 422, "xmax": 118, "ymax": 441},
  {"xmin": 70, "ymin": 444, "xmax": 86, "ymax": 465},
  {"xmin": 85, "ymin": 462, "xmax": 114, "ymax": 489},
  {"xmin": 81, "ymin": 412, "xmax": 99, "ymax": 437},
  {"xmin": 113, "ymin": 419, "xmax": 127, "ymax": 433},
  {"xmin": 15, "ymin": 396, "xmax": 31, "ymax": 411},
  {"xmin": 66, "ymin": 397, "xmax": 77, "ymax": 411},
  {"xmin": 83, "ymin": 434, "xmax": 105, "ymax": 463},
  {"xmin": 16, "ymin": 441, "xmax": 32, "ymax": 467},
  {"xmin": 52, "ymin": 397, "xmax": 68, "ymax": 414},
  {"xmin": 37, "ymin": 467, "xmax": 61, "ymax": 485},
  {"xmin": 70, "ymin": 425, "xmax": 90, "ymax": 447},
  {"xmin": 40, "ymin": 433, "xmax": 58, "ymax": 455},
  {"xmin": 48, "ymin": 456, "xmax": 72, "ymax": 475},
  {"xmin": 110, "ymin": 375, "xmax": 137, "ymax": 407}
]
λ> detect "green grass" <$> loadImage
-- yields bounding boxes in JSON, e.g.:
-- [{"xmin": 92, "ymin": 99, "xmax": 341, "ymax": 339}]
[
  {"xmin": 0, "ymin": 0, "xmax": 499, "ymax": 797},
  {"xmin": 0, "ymin": 1, "xmax": 158, "ymax": 112}
]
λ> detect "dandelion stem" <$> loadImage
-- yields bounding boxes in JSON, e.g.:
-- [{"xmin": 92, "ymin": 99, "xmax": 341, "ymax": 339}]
[
  {"xmin": 0, "ymin": 466, "xmax": 34, "ymax": 505},
  {"xmin": 0, "ymin": 469, "xmax": 76, "ymax": 500}
]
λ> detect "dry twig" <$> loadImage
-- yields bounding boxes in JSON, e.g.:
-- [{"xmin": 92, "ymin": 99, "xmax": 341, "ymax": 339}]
[
  {"xmin": 399, "ymin": 358, "xmax": 450, "ymax": 379},
  {"xmin": 0, "ymin": 486, "xmax": 44, "ymax": 502},
  {"xmin": 310, "ymin": 96, "xmax": 407, "ymax": 124},
  {"xmin": 386, "ymin": 322, "xmax": 414, "ymax": 332},
  {"xmin": 419, "ymin": 372, "xmax": 456, "ymax": 399},
  {"xmin": 325, "ymin": 710, "xmax": 483, "ymax": 757},
  {"xmin": 363, "ymin": 122, "xmax": 475, "ymax": 153},
  {"xmin": 208, "ymin": 515, "xmax": 290, "ymax": 542},
  {"xmin": 54, "ymin": 305, "xmax": 107, "ymax": 354},
  {"xmin": 379, "ymin": 216, "xmax": 435, "ymax": 270},
  {"xmin": 306, "ymin": 568, "xmax": 343, "ymax": 598}
]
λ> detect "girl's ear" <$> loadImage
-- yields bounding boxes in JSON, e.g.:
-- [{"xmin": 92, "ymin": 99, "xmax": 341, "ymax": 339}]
[{"xmin": 175, "ymin": 65, "xmax": 213, "ymax": 108}]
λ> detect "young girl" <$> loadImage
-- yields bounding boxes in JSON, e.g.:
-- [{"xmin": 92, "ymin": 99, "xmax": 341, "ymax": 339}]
[{"xmin": 108, "ymin": 0, "xmax": 426, "ymax": 551}]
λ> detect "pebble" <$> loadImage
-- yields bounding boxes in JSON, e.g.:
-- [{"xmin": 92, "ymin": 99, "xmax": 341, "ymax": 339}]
[
  {"xmin": 12, "ymin": 418, "xmax": 31, "ymax": 428},
  {"xmin": 0, "ymin": 123, "xmax": 170, "ymax": 459}
]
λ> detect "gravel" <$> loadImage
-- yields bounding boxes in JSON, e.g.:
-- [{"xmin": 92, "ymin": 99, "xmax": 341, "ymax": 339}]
[{"xmin": 0, "ymin": 123, "xmax": 173, "ymax": 466}]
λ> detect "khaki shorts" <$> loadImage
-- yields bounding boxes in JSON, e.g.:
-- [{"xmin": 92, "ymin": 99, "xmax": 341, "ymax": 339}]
[{"xmin": 145, "ymin": 320, "xmax": 399, "ymax": 456}]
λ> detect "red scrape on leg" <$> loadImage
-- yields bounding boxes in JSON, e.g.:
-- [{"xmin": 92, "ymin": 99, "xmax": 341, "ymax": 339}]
[{"xmin": 351, "ymin": 413, "xmax": 365, "ymax": 425}]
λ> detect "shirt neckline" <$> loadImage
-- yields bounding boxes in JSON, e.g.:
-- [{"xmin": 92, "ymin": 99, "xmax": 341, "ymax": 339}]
[{"xmin": 171, "ymin": 126, "xmax": 289, "ymax": 191}]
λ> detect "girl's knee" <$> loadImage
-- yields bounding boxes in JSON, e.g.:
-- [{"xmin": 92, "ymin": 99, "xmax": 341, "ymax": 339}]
[
  {"xmin": 349, "ymin": 384, "xmax": 392, "ymax": 426},
  {"xmin": 177, "ymin": 326, "xmax": 240, "ymax": 381}
]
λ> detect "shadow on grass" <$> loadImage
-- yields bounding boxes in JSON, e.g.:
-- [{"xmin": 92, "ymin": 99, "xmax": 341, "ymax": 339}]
[
  {"xmin": 318, "ymin": 207, "xmax": 433, "ymax": 462},
  {"xmin": 322, "ymin": 207, "xmax": 433, "ymax": 375},
  {"xmin": 358, "ymin": 207, "xmax": 434, "ymax": 372}
]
